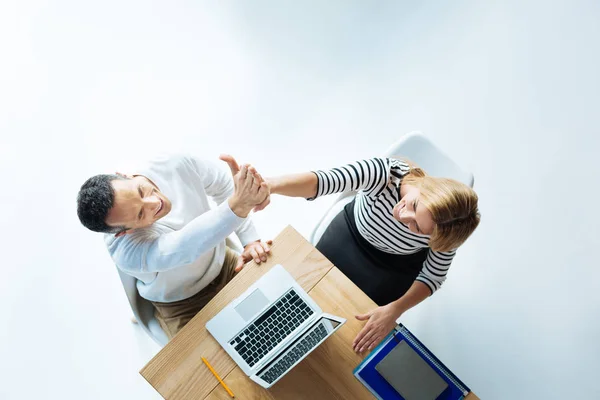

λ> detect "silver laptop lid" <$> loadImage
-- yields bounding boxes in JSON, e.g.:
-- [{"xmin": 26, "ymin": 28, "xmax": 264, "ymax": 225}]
[{"xmin": 206, "ymin": 265, "xmax": 322, "ymax": 375}]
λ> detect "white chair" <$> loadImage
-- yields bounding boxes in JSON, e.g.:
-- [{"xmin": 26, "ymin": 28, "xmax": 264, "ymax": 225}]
[
  {"xmin": 118, "ymin": 236, "xmax": 244, "ymax": 347},
  {"xmin": 310, "ymin": 131, "xmax": 474, "ymax": 245}
]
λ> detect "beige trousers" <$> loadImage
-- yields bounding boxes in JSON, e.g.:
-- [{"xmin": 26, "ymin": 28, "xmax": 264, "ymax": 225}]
[{"xmin": 151, "ymin": 247, "xmax": 239, "ymax": 340}]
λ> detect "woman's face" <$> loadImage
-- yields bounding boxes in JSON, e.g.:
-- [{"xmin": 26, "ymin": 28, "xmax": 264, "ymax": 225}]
[{"xmin": 392, "ymin": 185, "xmax": 435, "ymax": 235}]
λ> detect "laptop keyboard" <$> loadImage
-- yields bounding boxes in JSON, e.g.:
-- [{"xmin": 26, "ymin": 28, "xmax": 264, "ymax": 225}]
[
  {"xmin": 259, "ymin": 323, "xmax": 328, "ymax": 384},
  {"xmin": 229, "ymin": 289, "xmax": 313, "ymax": 367}
]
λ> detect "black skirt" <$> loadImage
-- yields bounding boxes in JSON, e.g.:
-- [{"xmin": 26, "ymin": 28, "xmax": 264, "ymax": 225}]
[{"xmin": 316, "ymin": 199, "xmax": 429, "ymax": 306}]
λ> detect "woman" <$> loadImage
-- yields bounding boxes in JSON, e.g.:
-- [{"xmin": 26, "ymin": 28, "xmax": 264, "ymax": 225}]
[{"xmin": 222, "ymin": 155, "xmax": 480, "ymax": 353}]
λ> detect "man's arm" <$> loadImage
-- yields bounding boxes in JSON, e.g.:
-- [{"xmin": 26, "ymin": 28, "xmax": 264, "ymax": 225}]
[
  {"xmin": 112, "ymin": 163, "xmax": 267, "ymax": 273},
  {"xmin": 195, "ymin": 156, "xmax": 261, "ymax": 241},
  {"xmin": 218, "ymin": 155, "xmax": 279, "ymax": 269},
  {"xmin": 188, "ymin": 156, "xmax": 262, "ymax": 244},
  {"xmin": 111, "ymin": 201, "xmax": 246, "ymax": 273}
]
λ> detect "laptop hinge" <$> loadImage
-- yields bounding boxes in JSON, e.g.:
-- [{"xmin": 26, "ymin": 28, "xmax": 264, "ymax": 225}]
[{"xmin": 252, "ymin": 313, "xmax": 320, "ymax": 372}]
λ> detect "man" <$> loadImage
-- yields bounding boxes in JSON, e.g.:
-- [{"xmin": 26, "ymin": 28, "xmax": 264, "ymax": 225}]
[{"xmin": 76, "ymin": 153, "xmax": 272, "ymax": 339}]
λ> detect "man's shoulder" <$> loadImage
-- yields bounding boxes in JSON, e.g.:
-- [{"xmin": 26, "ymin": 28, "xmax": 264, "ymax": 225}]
[
  {"xmin": 143, "ymin": 153, "xmax": 217, "ymax": 175},
  {"xmin": 104, "ymin": 227, "xmax": 163, "ymax": 257},
  {"xmin": 145, "ymin": 153, "xmax": 193, "ymax": 169},
  {"xmin": 137, "ymin": 153, "xmax": 196, "ymax": 184}
]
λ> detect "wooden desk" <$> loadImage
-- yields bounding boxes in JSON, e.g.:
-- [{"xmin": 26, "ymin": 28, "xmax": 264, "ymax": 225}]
[{"xmin": 140, "ymin": 226, "xmax": 479, "ymax": 400}]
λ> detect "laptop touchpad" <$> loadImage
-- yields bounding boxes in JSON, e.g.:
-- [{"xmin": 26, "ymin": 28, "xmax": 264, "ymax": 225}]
[{"xmin": 235, "ymin": 289, "xmax": 269, "ymax": 321}]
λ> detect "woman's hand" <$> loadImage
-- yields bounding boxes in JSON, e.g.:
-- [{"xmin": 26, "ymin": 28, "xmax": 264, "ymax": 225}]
[
  {"xmin": 252, "ymin": 178, "xmax": 271, "ymax": 212},
  {"xmin": 220, "ymin": 154, "xmax": 271, "ymax": 216},
  {"xmin": 353, "ymin": 282, "xmax": 431, "ymax": 352},
  {"xmin": 353, "ymin": 303, "xmax": 399, "ymax": 353}
]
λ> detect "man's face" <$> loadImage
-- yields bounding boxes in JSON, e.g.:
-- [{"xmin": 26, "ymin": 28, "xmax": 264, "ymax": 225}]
[{"xmin": 106, "ymin": 176, "xmax": 172, "ymax": 235}]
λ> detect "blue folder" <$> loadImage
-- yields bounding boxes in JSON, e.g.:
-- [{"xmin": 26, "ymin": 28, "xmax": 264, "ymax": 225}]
[{"xmin": 353, "ymin": 324, "xmax": 470, "ymax": 400}]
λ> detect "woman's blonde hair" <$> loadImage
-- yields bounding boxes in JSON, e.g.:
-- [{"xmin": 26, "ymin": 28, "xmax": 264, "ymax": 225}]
[{"xmin": 398, "ymin": 158, "xmax": 480, "ymax": 252}]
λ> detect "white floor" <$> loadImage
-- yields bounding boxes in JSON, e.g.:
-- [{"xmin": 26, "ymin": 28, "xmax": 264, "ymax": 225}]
[{"xmin": 2, "ymin": 1, "xmax": 599, "ymax": 399}]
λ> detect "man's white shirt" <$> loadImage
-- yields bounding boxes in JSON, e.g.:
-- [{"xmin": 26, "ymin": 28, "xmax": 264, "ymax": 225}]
[{"xmin": 105, "ymin": 154, "xmax": 260, "ymax": 302}]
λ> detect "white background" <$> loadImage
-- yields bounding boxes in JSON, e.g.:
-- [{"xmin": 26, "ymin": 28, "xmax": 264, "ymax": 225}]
[{"xmin": 1, "ymin": 1, "xmax": 599, "ymax": 399}]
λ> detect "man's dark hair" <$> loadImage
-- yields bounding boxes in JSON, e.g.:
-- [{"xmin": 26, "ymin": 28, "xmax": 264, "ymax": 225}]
[{"xmin": 77, "ymin": 174, "xmax": 126, "ymax": 233}]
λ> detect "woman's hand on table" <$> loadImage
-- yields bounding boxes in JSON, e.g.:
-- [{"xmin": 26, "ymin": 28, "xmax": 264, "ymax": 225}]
[{"xmin": 353, "ymin": 303, "xmax": 399, "ymax": 353}]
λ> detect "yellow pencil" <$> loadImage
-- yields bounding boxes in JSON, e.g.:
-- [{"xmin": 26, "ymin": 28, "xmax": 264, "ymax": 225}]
[{"xmin": 201, "ymin": 356, "xmax": 235, "ymax": 398}]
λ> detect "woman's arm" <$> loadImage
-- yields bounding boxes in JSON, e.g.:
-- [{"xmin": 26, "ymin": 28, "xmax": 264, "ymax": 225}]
[
  {"xmin": 267, "ymin": 172, "xmax": 318, "ymax": 198},
  {"xmin": 388, "ymin": 281, "xmax": 431, "ymax": 318},
  {"xmin": 353, "ymin": 248, "xmax": 456, "ymax": 352},
  {"xmin": 268, "ymin": 157, "xmax": 397, "ymax": 201},
  {"xmin": 353, "ymin": 281, "xmax": 431, "ymax": 353}
]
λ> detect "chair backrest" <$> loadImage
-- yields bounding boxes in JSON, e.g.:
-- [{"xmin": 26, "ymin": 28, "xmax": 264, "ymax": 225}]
[
  {"xmin": 116, "ymin": 235, "xmax": 244, "ymax": 347},
  {"xmin": 384, "ymin": 131, "xmax": 474, "ymax": 188},
  {"xmin": 117, "ymin": 269, "xmax": 169, "ymax": 346}
]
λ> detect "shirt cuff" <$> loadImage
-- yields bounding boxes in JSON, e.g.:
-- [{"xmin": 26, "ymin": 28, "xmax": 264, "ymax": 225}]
[
  {"xmin": 234, "ymin": 217, "xmax": 261, "ymax": 246},
  {"xmin": 306, "ymin": 171, "xmax": 320, "ymax": 201}
]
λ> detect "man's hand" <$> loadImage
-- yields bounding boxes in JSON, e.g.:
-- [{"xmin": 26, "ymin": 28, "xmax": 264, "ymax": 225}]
[
  {"xmin": 352, "ymin": 304, "xmax": 399, "ymax": 353},
  {"xmin": 235, "ymin": 240, "xmax": 273, "ymax": 272},
  {"xmin": 220, "ymin": 154, "xmax": 270, "ymax": 217}
]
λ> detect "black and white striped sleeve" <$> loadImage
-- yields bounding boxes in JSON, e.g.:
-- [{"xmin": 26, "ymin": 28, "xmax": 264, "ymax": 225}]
[
  {"xmin": 387, "ymin": 158, "xmax": 411, "ymax": 181},
  {"xmin": 309, "ymin": 158, "xmax": 407, "ymax": 200},
  {"xmin": 415, "ymin": 249, "xmax": 456, "ymax": 294}
]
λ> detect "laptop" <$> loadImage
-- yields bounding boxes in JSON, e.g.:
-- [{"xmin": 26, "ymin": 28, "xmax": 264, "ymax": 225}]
[{"xmin": 206, "ymin": 264, "xmax": 346, "ymax": 388}]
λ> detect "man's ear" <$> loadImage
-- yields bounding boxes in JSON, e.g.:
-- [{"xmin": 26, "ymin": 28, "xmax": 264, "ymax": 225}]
[
  {"xmin": 114, "ymin": 229, "xmax": 132, "ymax": 238},
  {"xmin": 115, "ymin": 171, "xmax": 133, "ymax": 179}
]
